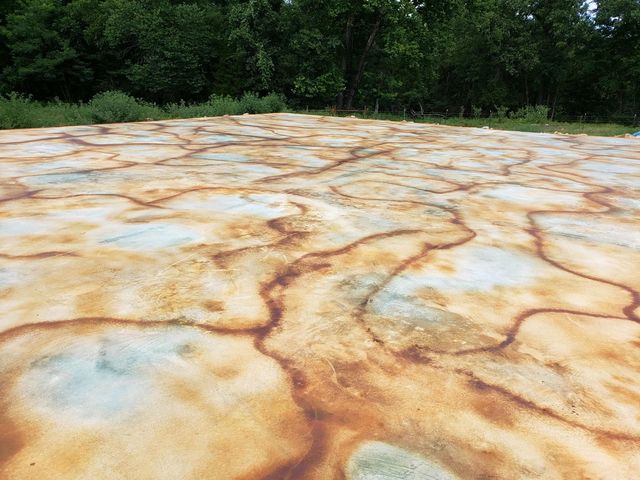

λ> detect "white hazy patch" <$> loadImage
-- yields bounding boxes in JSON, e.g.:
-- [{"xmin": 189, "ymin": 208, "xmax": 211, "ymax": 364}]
[
  {"xmin": 537, "ymin": 215, "xmax": 640, "ymax": 250},
  {"xmin": 168, "ymin": 193, "xmax": 296, "ymax": 219},
  {"xmin": 0, "ymin": 141, "xmax": 78, "ymax": 158},
  {"xmin": 0, "ymin": 217, "xmax": 53, "ymax": 236},
  {"xmin": 96, "ymin": 222, "xmax": 203, "ymax": 250},
  {"xmin": 389, "ymin": 245, "xmax": 537, "ymax": 293},
  {"xmin": 192, "ymin": 153, "xmax": 251, "ymax": 163},
  {"xmin": 479, "ymin": 184, "xmax": 584, "ymax": 208},
  {"xmin": 0, "ymin": 267, "xmax": 20, "ymax": 289},
  {"xmin": 347, "ymin": 441, "xmax": 458, "ymax": 480}
]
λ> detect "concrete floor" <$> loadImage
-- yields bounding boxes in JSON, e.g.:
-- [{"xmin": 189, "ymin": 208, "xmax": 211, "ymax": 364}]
[{"xmin": 0, "ymin": 113, "xmax": 639, "ymax": 479}]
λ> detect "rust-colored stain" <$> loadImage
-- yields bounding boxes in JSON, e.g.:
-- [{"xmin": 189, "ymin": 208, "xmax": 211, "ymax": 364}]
[{"xmin": 0, "ymin": 113, "xmax": 639, "ymax": 479}]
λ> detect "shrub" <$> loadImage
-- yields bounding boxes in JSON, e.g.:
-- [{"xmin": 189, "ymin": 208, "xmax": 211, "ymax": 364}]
[
  {"xmin": 238, "ymin": 92, "xmax": 264, "ymax": 114},
  {"xmin": 0, "ymin": 94, "xmax": 98, "ymax": 129},
  {"xmin": 471, "ymin": 105, "xmax": 483, "ymax": 118},
  {"xmin": 0, "ymin": 91, "xmax": 288, "ymax": 129},
  {"xmin": 88, "ymin": 91, "xmax": 163, "ymax": 123},
  {"xmin": 260, "ymin": 92, "xmax": 287, "ymax": 113},
  {"xmin": 207, "ymin": 95, "xmax": 244, "ymax": 115},
  {"xmin": 236, "ymin": 92, "xmax": 287, "ymax": 114},
  {"xmin": 0, "ymin": 93, "xmax": 38, "ymax": 128},
  {"xmin": 165, "ymin": 100, "xmax": 210, "ymax": 118},
  {"xmin": 510, "ymin": 105, "xmax": 549, "ymax": 123},
  {"xmin": 165, "ymin": 93, "xmax": 287, "ymax": 118},
  {"xmin": 492, "ymin": 105, "xmax": 509, "ymax": 120},
  {"xmin": 42, "ymin": 99, "xmax": 94, "ymax": 127}
]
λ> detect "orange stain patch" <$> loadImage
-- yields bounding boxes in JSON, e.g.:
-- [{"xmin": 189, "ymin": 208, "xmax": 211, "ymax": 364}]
[{"xmin": 0, "ymin": 114, "xmax": 639, "ymax": 479}]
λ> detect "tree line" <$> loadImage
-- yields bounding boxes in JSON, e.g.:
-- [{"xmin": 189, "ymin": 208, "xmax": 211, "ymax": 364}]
[{"xmin": 1, "ymin": 0, "xmax": 638, "ymax": 119}]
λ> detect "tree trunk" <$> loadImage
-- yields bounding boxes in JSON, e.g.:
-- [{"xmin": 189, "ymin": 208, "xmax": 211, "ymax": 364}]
[
  {"xmin": 61, "ymin": 71, "xmax": 71, "ymax": 102},
  {"xmin": 337, "ymin": 15, "xmax": 354, "ymax": 109},
  {"xmin": 344, "ymin": 16, "xmax": 381, "ymax": 110},
  {"xmin": 551, "ymin": 83, "xmax": 560, "ymax": 120}
]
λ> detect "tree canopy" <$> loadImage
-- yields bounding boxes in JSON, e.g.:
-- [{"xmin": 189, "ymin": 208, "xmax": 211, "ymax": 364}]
[{"xmin": 1, "ymin": 0, "xmax": 638, "ymax": 118}]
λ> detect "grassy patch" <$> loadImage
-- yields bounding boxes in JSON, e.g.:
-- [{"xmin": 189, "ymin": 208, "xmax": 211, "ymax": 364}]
[
  {"xmin": 88, "ymin": 91, "xmax": 165, "ymax": 124},
  {"xmin": 0, "ymin": 91, "xmax": 288, "ymax": 129},
  {"xmin": 166, "ymin": 93, "xmax": 287, "ymax": 118},
  {"xmin": 301, "ymin": 110, "xmax": 637, "ymax": 137},
  {"xmin": 432, "ymin": 116, "xmax": 635, "ymax": 137},
  {"xmin": 0, "ymin": 93, "xmax": 634, "ymax": 138},
  {"xmin": 0, "ymin": 93, "xmax": 93, "ymax": 129}
]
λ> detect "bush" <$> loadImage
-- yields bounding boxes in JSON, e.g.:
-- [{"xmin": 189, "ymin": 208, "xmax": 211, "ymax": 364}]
[
  {"xmin": 510, "ymin": 105, "xmax": 549, "ymax": 123},
  {"xmin": 0, "ymin": 94, "xmax": 93, "ymax": 128},
  {"xmin": 88, "ymin": 91, "xmax": 163, "ymax": 123},
  {"xmin": 165, "ymin": 96, "xmax": 242, "ymax": 117},
  {"xmin": 492, "ymin": 105, "xmax": 509, "ymax": 120},
  {"xmin": 260, "ymin": 92, "xmax": 287, "ymax": 113},
  {"xmin": 166, "ymin": 93, "xmax": 287, "ymax": 118},
  {"xmin": 238, "ymin": 92, "xmax": 287, "ymax": 114},
  {"xmin": 238, "ymin": 92, "xmax": 264, "ymax": 114},
  {"xmin": 0, "ymin": 93, "xmax": 38, "ymax": 128},
  {"xmin": 207, "ymin": 95, "xmax": 244, "ymax": 115},
  {"xmin": 0, "ymin": 91, "xmax": 289, "ymax": 129},
  {"xmin": 165, "ymin": 100, "xmax": 211, "ymax": 118},
  {"xmin": 43, "ymin": 99, "xmax": 94, "ymax": 127}
]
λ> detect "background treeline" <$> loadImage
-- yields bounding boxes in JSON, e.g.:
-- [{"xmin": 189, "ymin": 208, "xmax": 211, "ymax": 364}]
[{"xmin": 1, "ymin": 0, "xmax": 639, "ymax": 121}]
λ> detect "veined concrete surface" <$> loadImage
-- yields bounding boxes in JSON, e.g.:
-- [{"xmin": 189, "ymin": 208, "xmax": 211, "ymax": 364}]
[{"xmin": 0, "ymin": 113, "xmax": 639, "ymax": 479}]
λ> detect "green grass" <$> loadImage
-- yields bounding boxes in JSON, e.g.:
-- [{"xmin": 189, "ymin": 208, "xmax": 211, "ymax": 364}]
[
  {"xmin": 0, "ymin": 91, "xmax": 288, "ymax": 129},
  {"xmin": 429, "ymin": 116, "xmax": 634, "ymax": 137},
  {"xmin": 300, "ymin": 110, "xmax": 637, "ymax": 137},
  {"xmin": 0, "ymin": 93, "xmax": 635, "ymax": 137}
]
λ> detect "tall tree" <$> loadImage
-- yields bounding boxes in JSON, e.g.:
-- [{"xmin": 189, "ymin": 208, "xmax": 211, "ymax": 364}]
[
  {"xmin": 593, "ymin": 0, "xmax": 640, "ymax": 115},
  {"xmin": 101, "ymin": 0, "xmax": 225, "ymax": 102},
  {"xmin": 0, "ymin": 0, "xmax": 637, "ymax": 117},
  {"xmin": 227, "ymin": 0, "xmax": 283, "ymax": 93},
  {"xmin": 1, "ymin": 0, "xmax": 97, "ymax": 100}
]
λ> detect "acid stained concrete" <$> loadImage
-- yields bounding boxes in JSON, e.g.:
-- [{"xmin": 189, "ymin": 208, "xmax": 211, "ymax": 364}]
[{"xmin": 1, "ymin": 114, "xmax": 639, "ymax": 479}]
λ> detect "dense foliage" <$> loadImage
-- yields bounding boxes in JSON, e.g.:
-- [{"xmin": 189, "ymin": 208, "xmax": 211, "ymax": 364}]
[
  {"xmin": 0, "ymin": 90, "xmax": 287, "ymax": 128},
  {"xmin": 1, "ymin": 0, "xmax": 638, "ymax": 118}
]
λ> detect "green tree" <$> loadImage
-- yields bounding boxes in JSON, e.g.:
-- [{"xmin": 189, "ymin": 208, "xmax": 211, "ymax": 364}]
[
  {"xmin": 101, "ymin": 0, "xmax": 225, "ymax": 102},
  {"xmin": 278, "ymin": 0, "xmax": 430, "ymax": 110},
  {"xmin": 593, "ymin": 0, "xmax": 640, "ymax": 115},
  {"xmin": 227, "ymin": 0, "xmax": 283, "ymax": 93},
  {"xmin": 0, "ymin": 0, "xmax": 637, "ymax": 117},
  {"xmin": 1, "ymin": 0, "xmax": 96, "ymax": 100}
]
